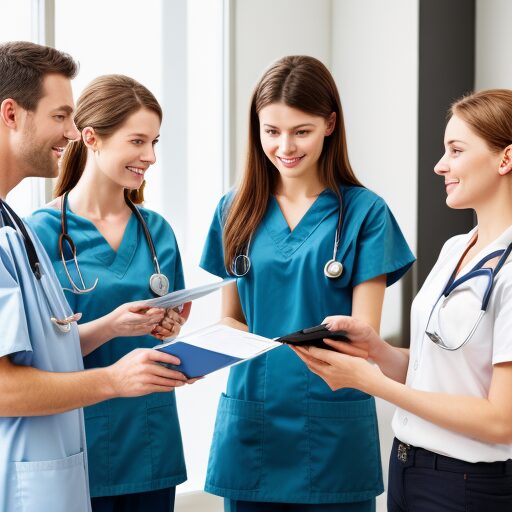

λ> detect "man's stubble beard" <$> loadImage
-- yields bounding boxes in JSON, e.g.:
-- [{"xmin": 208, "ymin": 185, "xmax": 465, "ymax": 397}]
[{"xmin": 18, "ymin": 118, "xmax": 58, "ymax": 180}]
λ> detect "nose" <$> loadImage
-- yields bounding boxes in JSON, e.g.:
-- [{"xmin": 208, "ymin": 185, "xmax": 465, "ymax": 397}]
[
  {"xmin": 434, "ymin": 152, "xmax": 449, "ymax": 175},
  {"xmin": 141, "ymin": 144, "xmax": 157, "ymax": 165},
  {"xmin": 279, "ymin": 134, "xmax": 296, "ymax": 155},
  {"xmin": 64, "ymin": 119, "xmax": 80, "ymax": 142}
]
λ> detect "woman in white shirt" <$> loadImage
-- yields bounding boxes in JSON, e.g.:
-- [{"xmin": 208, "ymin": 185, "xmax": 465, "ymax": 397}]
[{"xmin": 292, "ymin": 88, "xmax": 512, "ymax": 512}]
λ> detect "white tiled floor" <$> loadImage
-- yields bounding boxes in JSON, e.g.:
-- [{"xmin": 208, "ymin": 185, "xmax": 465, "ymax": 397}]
[{"xmin": 175, "ymin": 398, "xmax": 395, "ymax": 512}]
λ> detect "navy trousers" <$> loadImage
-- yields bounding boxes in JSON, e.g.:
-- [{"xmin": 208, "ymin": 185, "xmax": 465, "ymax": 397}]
[
  {"xmin": 388, "ymin": 438, "xmax": 512, "ymax": 512},
  {"xmin": 91, "ymin": 487, "xmax": 176, "ymax": 512},
  {"xmin": 225, "ymin": 498, "xmax": 375, "ymax": 512}
]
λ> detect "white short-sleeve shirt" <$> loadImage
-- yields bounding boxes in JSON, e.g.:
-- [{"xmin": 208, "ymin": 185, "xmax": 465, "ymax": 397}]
[{"xmin": 393, "ymin": 225, "xmax": 512, "ymax": 463}]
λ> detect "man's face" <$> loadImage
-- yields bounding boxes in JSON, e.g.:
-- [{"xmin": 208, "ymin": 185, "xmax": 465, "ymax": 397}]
[{"xmin": 16, "ymin": 73, "xmax": 79, "ymax": 179}]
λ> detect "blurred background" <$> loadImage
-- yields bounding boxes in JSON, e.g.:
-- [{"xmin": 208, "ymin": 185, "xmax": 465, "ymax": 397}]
[{"xmin": 2, "ymin": 0, "xmax": 511, "ymax": 509}]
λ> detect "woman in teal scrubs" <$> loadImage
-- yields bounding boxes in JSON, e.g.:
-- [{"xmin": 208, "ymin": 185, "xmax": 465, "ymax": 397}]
[
  {"xmin": 201, "ymin": 56, "xmax": 415, "ymax": 511},
  {"xmin": 27, "ymin": 75, "xmax": 189, "ymax": 512}
]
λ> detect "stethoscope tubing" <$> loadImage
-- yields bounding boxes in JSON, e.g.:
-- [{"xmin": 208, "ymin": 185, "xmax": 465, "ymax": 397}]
[
  {"xmin": 0, "ymin": 198, "xmax": 77, "ymax": 332},
  {"xmin": 232, "ymin": 190, "xmax": 344, "ymax": 278},
  {"xmin": 60, "ymin": 191, "xmax": 167, "ymax": 296}
]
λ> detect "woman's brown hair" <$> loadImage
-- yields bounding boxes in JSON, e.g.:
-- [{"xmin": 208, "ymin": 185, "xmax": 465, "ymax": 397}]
[
  {"xmin": 450, "ymin": 89, "xmax": 512, "ymax": 153},
  {"xmin": 223, "ymin": 55, "xmax": 362, "ymax": 272},
  {"xmin": 55, "ymin": 74, "xmax": 162, "ymax": 203}
]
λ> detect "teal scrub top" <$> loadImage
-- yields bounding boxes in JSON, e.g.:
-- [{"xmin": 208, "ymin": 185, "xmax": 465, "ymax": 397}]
[
  {"xmin": 0, "ymin": 218, "xmax": 91, "ymax": 512},
  {"xmin": 26, "ymin": 205, "xmax": 187, "ymax": 498},
  {"xmin": 200, "ymin": 186, "xmax": 415, "ymax": 504}
]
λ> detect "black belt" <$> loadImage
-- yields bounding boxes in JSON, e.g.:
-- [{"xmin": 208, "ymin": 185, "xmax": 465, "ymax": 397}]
[{"xmin": 394, "ymin": 438, "xmax": 512, "ymax": 475}]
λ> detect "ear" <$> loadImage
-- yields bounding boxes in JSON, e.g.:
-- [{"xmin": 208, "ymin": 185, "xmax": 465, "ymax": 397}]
[
  {"xmin": 0, "ymin": 98, "xmax": 20, "ymax": 129},
  {"xmin": 82, "ymin": 126, "xmax": 98, "ymax": 150},
  {"xmin": 325, "ymin": 112, "xmax": 336, "ymax": 136},
  {"xmin": 498, "ymin": 145, "xmax": 512, "ymax": 176}
]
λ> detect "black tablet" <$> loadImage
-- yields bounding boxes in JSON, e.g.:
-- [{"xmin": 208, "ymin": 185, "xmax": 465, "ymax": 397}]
[{"xmin": 277, "ymin": 324, "xmax": 349, "ymax": 349}]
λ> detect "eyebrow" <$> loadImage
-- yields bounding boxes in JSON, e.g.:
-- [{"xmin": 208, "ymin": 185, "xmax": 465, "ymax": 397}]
[
  {"xmin": 263, "ymin": 123, "xmax": 316, "ymax": 130},
  {"xmin": 53, "ymin": 105, "xmax": 74, "ymax": 114},
  {"xmin": 127, "ymin": 133, "xmax": 160, "ymax": 138},
  {"xmin": 446, "ymin": 139, "xmax": 467, "ymax": 145}
]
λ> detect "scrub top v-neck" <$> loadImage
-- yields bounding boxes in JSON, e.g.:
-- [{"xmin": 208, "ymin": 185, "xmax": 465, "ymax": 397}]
[
  {"xmin": 26, "ymin": 204, "xmax": 187, "ymax": 498},
  {"xmin": 201, "ymin": 185, "xmax": 415, "ymax": 504}
]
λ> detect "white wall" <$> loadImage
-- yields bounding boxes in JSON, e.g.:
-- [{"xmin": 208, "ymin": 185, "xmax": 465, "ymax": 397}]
[
  {"xmin": 475, "ymin": 0, "xmax": 512, "ymax": 90},
  {"xmin": 331, "ymin": 0, "xmax": 419, "ymax": 338}
]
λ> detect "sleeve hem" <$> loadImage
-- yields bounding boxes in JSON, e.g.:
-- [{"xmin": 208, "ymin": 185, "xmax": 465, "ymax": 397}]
[
  {"xmin": 492, "ymin": 355, "xmax": 512, "ymax": 365},
  {"xmin": 199, "ymin": 262, "xmax": 230, "ymax": 280},
  {"xmin": 351, "ymin": 259, "xmax": 415, "ymax": 288},
  {"xmin": 0, "ymin": 346, "xmax": 33, "ymax": 360}
]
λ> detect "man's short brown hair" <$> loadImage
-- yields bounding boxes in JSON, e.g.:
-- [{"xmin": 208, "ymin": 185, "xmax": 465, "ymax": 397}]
[{"xmin": 0, "ymin": 41, "xmax": 78, "ymax": 111}]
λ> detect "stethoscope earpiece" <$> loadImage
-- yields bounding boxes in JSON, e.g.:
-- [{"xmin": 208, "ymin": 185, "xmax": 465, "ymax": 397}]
[{"xmin": 324, "ymin": 259, "xmax": 343, "ymax": 279}]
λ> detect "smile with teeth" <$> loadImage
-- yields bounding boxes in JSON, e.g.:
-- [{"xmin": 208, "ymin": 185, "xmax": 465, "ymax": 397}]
[
  {"xmin": 277, "ymin": 155, "xmax": 305, "ymax": 164},
  {"xmin": 127, "ymin": 166, "xmax": 145, "ymax": 176},
  {"xmin": 52, "ymin": 146, "xmax": 64, "ymax": 156}
]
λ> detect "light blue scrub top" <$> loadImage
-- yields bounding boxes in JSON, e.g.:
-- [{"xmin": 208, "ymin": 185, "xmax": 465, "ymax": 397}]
[
  {"xmin": 0, "ymin": 218, "xmax": 91, "ymax": 512},
  {"xmin": 26, "ymin": 205, "xmax": 187, "ymax": 498},
  {"xmin": 200, "ymin": 186, "xmax": 415, "ymax": 504}
]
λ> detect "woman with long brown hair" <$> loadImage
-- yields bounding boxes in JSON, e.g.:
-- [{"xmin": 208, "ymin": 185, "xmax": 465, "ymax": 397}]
[
  {"xmin": 200, "ymin": 55, "xmax": 415, "ymax": 511},
  {"xmin": 26, "ymin": 75, "xmax": 192, "ymax": 512},
  {"xmin": 295, "ymin": 89, "xmax": 512, "ymax": 511}
]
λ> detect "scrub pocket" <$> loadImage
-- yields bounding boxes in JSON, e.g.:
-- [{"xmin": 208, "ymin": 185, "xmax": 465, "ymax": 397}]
[
  {"xmin": 308, "ymin": 397, "xmax": 383, "ymax": 495},
  {"xmin": 147, "ymin": 393, "xmax": 186, "ymax": 480},
  {"xmin": 14, "ymin": 451, "xmax": 89, "ymax": 512},
  {"xmin": 206, "ymin": 393, "xmax": 264, "ymax": 491}
]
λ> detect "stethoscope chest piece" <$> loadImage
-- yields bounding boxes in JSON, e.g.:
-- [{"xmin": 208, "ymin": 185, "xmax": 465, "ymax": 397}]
[
  {"xmin": 324, "ymin": 259, "xmax": 343, "ymax": 279},
  {"xmin": 150, "ymin": 273, "xmax": 170, "ymax": 297}
]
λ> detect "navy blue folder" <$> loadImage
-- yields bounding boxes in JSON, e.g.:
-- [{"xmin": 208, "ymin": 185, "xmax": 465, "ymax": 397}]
[{"xmin": 156, "ymin": 341, "xmax": 242, "ymax": 378}]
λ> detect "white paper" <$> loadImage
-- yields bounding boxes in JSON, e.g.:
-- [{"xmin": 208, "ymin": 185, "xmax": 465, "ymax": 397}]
[
  {"xmin": 156, "ymin": 324, "xmax": 281, "ymax": 359},
  {"xmin": 141, "ymin": 278, "xmax": 235, "ymax": 309}
]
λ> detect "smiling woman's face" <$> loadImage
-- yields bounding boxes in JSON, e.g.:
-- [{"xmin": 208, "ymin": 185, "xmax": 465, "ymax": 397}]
[
  {"xmin": 91, "ymin": 107, "xmax": 160, "ymax": 190},
  {"xmin": 258, "ymin": 102, "xmax": 334, "ymax": 183},
  {"xmin": 434, "ymin": 114, "xmax": 504, "ymax": 210}
]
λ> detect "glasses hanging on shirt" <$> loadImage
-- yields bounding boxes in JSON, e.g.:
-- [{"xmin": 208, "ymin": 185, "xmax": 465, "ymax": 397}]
[{"xmin": 425, "ymin": 243, "xmax": 512, "ymax": 351}]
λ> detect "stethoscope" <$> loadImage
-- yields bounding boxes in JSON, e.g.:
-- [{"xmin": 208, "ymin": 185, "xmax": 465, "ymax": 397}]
[
  {"xmin": 231, "ymin": 192, "xmax": 344, "ymax": 279},
  {"xmin": 425, "ymin": 241, "xmax": 512, "ymax": 351},
  {"xmin": 0, "ymin": 198, "xmax": 81, "ymax": 333},
  {"xmin": 60, "ymin": 191, "xmax": 170, "ymax": 297}
]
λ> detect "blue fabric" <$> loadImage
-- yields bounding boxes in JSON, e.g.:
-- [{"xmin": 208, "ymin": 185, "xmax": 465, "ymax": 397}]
[
  {"xmin": 26, "ymin": 205, "xmax": 187, "ymax": 497},
  {"xmin": 388, "ymin": 438, "xmax": 512, "ymax": 512},
  {"xmin": 225, "ymin": 498, "xmax": 375, "ymax": 511},
  {"xmin": 0, "ymin": 219, "xmax": 90, "ymax": 512},
  {"xmin": 91, "ymin": 486, "xmax": 176, "ymax": 512},
  {"xmin": 200, "ymin": 186, "xmax": 415, "ymax": 504}
]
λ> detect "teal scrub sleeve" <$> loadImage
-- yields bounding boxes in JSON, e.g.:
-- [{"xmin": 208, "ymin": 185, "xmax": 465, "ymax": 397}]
[
  {"xmin": 200, "ymin": 195, "xmax": 232, "ymax": 279},
  {"xmin": 0, "ymin": 230, "xmax": 33, "ymax": 359},
  {"xmin": 351, "ymin": 197, "xmax": 415, "ymax": 287}
]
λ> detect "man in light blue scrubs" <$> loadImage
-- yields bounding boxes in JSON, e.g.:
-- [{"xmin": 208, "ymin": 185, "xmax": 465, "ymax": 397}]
[{"xmin": 0, "ymin": 42, "xmax": 185, "ymax": 512}]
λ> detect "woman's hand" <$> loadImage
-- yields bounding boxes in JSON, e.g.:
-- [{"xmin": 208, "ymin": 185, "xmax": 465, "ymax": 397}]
[
  {"xmin": 152, "ymin": 302, "xmax": 192, "ymax": 341},
  {"xmin": 321, "ymin": 315, "xmax": 385, "ymax": 361},
  {"xmin": 105, "ymin": 302, "xmax": 166, "ymax": 339},
  {"xmin": 290, "ymin": 344, "xmax": 383, "ymax": 392}
]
